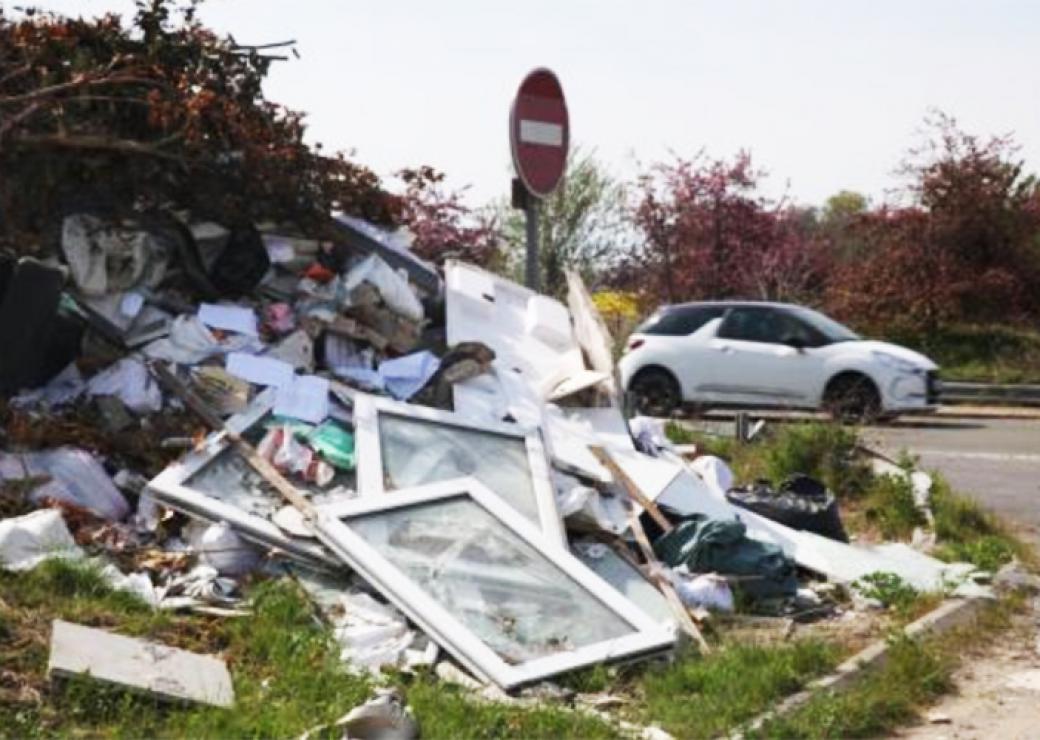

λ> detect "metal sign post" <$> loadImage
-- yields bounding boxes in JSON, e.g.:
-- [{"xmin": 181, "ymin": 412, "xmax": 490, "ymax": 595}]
[
  {"xmin": 524, "ymin": 196, "xmax": 540, "ymax": 291},
  {"xmin": 509, "ymin": 68, "xmax": 569, "ymax": 290}
]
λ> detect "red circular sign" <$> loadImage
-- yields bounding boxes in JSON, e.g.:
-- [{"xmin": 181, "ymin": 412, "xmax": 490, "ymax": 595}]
[{"xmin": 510, "ymin": 68, "xmax": 569, "ymax": 198}]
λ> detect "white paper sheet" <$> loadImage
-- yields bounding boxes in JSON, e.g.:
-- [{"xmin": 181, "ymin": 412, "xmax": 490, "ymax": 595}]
[
  {"xmin": 274, "ymin": 374, "xmax": 329, "ymax": 424},
  {"xmin": 198, "ymin": 303, "xmax": 259, "ymax": 337},
  {"xmin": 119, "ymin": 292, "xmax": 144, "ymax": 318},
  {"xmin": 226, "ymin": 353, "xmax": 294, "ymax": 388}
]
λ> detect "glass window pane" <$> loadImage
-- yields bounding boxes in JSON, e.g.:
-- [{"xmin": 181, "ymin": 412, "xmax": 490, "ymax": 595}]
[
  {"xmin": 572, "ymin": 542, "xmax": 673, "ymax": 624},
  {"xmin": 346, "ymin": 495, "xmax": 633, "ymax": 664},
  {"xmin": 378, "ymin": 413, "xmax": 541, "ymax": 525}
]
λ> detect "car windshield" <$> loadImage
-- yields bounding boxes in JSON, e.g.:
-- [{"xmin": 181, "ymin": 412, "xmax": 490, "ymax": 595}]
[{"xmin": 786, "ymin": 306, "xmax": 860, "ymax": 343}]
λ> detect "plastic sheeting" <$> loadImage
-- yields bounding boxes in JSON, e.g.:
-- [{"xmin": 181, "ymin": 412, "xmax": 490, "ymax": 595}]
[
  {"xmin": 0, "ymin": 509, "xmax": 83, "ymax": 571},
  {"xmin": 0, "ymin": 447, "xmax": 129, "ymax": 521}
]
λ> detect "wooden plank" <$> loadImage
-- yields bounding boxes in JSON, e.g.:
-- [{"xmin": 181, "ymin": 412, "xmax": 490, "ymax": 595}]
[
  {"xmin": 149, "ymin": 360, "xmax": 316, "ymax": 518},
  {"xmin": 589, "ymin": 446, "xmax": 672, "ymax": 533},
  {"xmin": 589, "ymin": 446, "xmax": 710, "ymax": 652}
]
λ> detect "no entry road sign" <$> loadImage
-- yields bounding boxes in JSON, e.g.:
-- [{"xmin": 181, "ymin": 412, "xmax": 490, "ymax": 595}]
[{"xmin": 510, "ymin": 68, "xmax": 569, "ymax": 198}]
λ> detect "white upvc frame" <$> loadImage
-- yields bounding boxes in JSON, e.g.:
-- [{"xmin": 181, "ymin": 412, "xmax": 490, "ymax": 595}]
[
  {"xmin": 312, "ymin": 477, "xmax": 674, "ymax": 690},
  {"xmin": 144, "ymin": 386, "xmax": 338, "ymax": 569},
  {"xmin": 351, "ymin": 393, "xmax": 566, "ymax": 547}
]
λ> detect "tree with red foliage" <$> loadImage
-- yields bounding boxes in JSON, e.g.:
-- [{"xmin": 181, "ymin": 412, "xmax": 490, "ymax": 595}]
[
  {"xmin": 825, "ymin": 113, "xmax": 1040, "ymax": 331},
  {"xmin": 396, "ymin": 166, "xmax": 502, "ymax": 268},
  {"xmin": 626, "ymin": 151, "xmax": 828, "ymax": 305}
]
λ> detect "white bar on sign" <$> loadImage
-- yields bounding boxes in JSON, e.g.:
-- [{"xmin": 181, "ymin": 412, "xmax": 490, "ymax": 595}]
[{"xmin": 519, "ymin": 120, "xmax": 564, "ymax": 147}]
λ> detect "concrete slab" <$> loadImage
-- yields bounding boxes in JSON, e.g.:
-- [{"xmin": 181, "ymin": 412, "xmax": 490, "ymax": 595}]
[{"xmin": 47, "ymin": 620, "xmax": 234, "ymax": 707}]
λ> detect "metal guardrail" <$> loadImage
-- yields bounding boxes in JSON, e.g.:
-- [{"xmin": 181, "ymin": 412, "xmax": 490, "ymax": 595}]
[{"xmin": 941, "ymin": 381, "xmax": 1040, "ymax": 407}]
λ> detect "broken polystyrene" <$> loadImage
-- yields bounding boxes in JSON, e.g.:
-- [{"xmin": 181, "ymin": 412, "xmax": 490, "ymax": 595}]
[
  {"xmin": 343, "ymin": 253, "xmax": 424, "ymax": 323},
  {"xmin": 86, "ymin": 356, "xmax": 163, "ymax": 414},
  {"xmin": 0, "ymin": 447, "xmax": 130, "ymax": 521},
  {"xmin": 0, "ymin": 509, "xmax": 83, "ymax": 571},
  {"xmin": 48, "ymin": 620, "xmax": 234, "ymax": 707}
]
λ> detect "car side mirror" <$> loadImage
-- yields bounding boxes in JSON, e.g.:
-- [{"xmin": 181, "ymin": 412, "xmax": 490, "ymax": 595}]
[{"xmin": 782, "ymin": 336, "xmax": 807, "ymax": 351}]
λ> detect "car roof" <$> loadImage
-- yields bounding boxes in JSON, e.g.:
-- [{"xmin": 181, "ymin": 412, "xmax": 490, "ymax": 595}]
[{"xmin": 658, "ymin": 300, "xmax": 799, "ymax": 313}]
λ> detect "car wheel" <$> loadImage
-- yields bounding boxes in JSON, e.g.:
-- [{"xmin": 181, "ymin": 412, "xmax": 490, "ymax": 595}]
[
  {"xmin": 629, "ymin": 368, "xmax": 681, "ymax": 417},
  {"xmin": 824, "ymin": 373, "xmax": 881, "ymax": 424}
]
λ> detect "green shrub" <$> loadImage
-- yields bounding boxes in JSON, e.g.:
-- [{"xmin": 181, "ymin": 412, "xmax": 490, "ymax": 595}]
[
  {"xmin": 853, "ymin": 572, "xmax": 918, "ymax": 614},
  {"xmin": 862, "ymin": 474, "xmax": 926, "ymax": 539},
  {"xmin": 759, "ymin": 423, "xmax": 872, "ymax": 497}
]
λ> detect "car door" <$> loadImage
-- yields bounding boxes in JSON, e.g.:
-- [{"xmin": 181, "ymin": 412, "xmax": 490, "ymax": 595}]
[{"xmin": 700, "ymin": 306, "xmax": 824, "ymax": 406}]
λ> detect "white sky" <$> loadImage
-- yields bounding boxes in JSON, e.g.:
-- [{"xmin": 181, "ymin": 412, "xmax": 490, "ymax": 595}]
[{"xmin": 24, "ymin": 0, "xmax": 1040, "ymax": 208}]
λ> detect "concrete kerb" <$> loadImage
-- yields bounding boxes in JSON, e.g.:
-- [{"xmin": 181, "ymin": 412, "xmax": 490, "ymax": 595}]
[{"xmin": 733, "ymin": 596, "xmax": 988, "ymax": 738}]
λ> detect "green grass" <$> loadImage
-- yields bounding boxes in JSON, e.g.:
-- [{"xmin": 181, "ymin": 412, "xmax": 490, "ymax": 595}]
[
  {"xmin": 629, "ymin": 641, "xmax": 841, "ymax": 739},
  {"xmin": 753, "ymin": 633, "xmax": 953, "ymax": 738},
  {"xmin": 929, "ymin": 474, "xmax": 1027, "ymax": 571},
  {"xmin": 666, "ymin": 420, "xmax": 873, "ymax": 497},
  {"xmin": 0, "ymin": 560, "xmax": 621, "ymax": 739},
  {"xmin": 754, "ymin": 595, "xmax": 1024, "ymax": 738},
  {"xmin": 859, "ymin": 473, "xmax": 926, "ymax": 540},
  {"xmin": 884, "ymin": 323, "xmax": 1040, "ymax": 384}
]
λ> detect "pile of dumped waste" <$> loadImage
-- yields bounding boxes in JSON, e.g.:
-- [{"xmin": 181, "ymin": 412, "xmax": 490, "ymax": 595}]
[{"xmin": 0, "ymin": 211, "xmax": 992, "ymax": 724}]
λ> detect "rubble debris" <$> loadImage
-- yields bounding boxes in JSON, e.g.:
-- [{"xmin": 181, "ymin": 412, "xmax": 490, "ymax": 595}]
[
  {"xmin": 47, "ymin": 620, "xmax": 234, "ymax": 707},
  {"xmin": 191, "ymin": 366, "xmax": 252, "ymax": 416},
  {"xmin": 726, "ymin": 475, "xmax": 849, "ymax": 543},
  {"xmin": 86, "ymin": 356, "xmax": 164, "ymax": 415}
]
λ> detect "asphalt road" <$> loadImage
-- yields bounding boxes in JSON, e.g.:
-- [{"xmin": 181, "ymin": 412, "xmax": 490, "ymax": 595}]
[{"xmin": 864, "ymin": 416, "xmax": 1040, "ymax": 543}]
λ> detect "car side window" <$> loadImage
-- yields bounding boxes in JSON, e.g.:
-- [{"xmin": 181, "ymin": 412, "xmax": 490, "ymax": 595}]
[
  {"xmin": 642, "ymin": 306, "xmax": 725, "ymax": 336},
  {"xmin": 718, "ymin": 307, "xmax": 825, "ymax": 346},
  {"xmin": 717, "ymin": 307, "xmax": 786, "ymax": 344}
]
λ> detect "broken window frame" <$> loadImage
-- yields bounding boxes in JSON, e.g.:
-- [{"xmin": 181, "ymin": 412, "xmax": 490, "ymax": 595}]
[
  {"xmin": 312, "ymin": 477, "xmax": 674, "ymax": 689},
  {"xmin": 351, "ymin": 393, "xmax": 566, "ymax": 547},
  {"xmin": 144, "ymin": 386, "xmax": 337, "ymax": 569}
]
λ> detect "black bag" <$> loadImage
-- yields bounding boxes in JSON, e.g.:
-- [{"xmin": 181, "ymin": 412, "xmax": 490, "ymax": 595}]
[
  {"xmin": 726, "ymin": 474, "xmax": 849, "ymax": 542},
  {"xmin": 209, "ymin": 224, "xmax": 270, "ymax": 297}
]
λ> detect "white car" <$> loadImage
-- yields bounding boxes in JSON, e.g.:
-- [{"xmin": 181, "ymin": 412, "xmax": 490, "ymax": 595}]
[{"xmin": 618, "ymin": 301, "xmax": 940, "ymax": 420}]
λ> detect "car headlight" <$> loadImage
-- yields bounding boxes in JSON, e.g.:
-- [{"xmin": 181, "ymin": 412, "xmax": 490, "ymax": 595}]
[{"xmin": 872, "ymin": 351, "xmax": 922, "ymax": 374}]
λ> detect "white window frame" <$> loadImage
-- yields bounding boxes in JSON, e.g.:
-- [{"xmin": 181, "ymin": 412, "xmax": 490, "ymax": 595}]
[
  {"xmin": 144, "ymin": 386, "xmax": 337, "ymax": 569},
  {"xmin": 352, "ymin": 393, "xmax": 566, "ymax": 547},
  {"xmin": 311, "ymin": 477, "xmax": 674, "ymax": 689}
]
